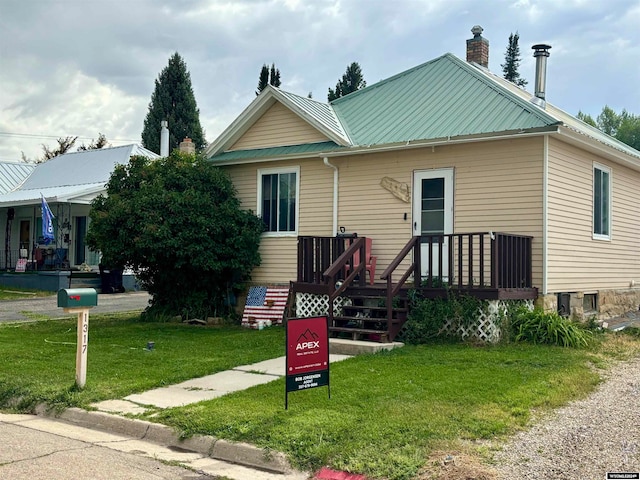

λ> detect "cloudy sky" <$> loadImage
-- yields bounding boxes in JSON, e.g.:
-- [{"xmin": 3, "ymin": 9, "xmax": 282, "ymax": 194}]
[{"xmin": 1, "ymin": 0, "xmax": 638, "ymax": 162}]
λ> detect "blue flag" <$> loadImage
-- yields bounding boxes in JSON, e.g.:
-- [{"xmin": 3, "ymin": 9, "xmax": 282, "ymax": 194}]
[{"xmin": 41, "ymin": 195, "xmax": 55, "ymax": 245}]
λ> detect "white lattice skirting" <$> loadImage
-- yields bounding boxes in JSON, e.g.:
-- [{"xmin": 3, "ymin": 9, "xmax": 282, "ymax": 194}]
[
  {"xmin": 441, "ymin": 299, "xmax": 534, "ymax": 343},
  {"xmin": 295, "ymin": 292, "xmax": 351, "ymax": 318}
]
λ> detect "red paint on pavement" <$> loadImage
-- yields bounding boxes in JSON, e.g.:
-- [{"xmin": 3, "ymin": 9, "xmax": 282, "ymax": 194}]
[{"xmin": 314, "ymin": 467, "xmax": 367, "ymax": 480}]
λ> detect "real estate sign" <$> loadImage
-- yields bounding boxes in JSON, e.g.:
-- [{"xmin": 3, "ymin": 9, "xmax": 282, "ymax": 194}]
[{"xmin": 285, "ymin": 316, "xmax": 329, "ymax": 409}]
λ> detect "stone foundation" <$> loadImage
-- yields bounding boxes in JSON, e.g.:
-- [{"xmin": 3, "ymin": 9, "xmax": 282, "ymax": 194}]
[
  {"xmin": 535, "ymin": 293, "xmax": 557, "ymax": 313},
  {"xmin": 537, "ymin": 289, "xmax": 640, "ymax": 322},
  {"xmin": 598, "ymin": 289, "xmax": 640, "ymax": 320}
]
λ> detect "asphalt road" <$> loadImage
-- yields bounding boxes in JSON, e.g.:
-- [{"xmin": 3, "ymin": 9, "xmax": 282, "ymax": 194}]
[
  {"xmin": 0, "ymin": 291, "xmax": 151, "ymax": 323},
  {"xmin": 0, "ymin": 414, "xmax": 214, "ymax": 480}
]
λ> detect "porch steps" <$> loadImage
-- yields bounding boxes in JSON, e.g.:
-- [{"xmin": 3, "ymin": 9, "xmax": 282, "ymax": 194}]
[{"xmin": 330, "ymin": 287, "xmax": 409, "ymax": 343}]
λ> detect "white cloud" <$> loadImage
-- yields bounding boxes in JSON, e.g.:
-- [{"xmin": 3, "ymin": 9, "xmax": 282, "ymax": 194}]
[{"xmin": 0, "ymin": 0, "xmax": 637, "ymax": 163}]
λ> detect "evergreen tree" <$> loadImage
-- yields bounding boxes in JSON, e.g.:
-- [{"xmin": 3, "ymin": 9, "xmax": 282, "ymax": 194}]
[
  {"xmin": 328, "ymin": 62, "xmax": 366, "ymax": 101},
  {"xmin": 256, "ymin": 64, "xmax": 270, "ymax": 95},
  {"xmin": 141, "ymin": 52, "xmax": 206, "ymax": 154},
  {"xmin": 270, "ymin": 63, "xmax": 281, "ymax": 88},
  {"xmin": 501, "ymin": 32, "xmax": 527, "ymax": 87},
  {"xmin": 256, "ymin": 63, "xmax": 281, "ymax": 95}
]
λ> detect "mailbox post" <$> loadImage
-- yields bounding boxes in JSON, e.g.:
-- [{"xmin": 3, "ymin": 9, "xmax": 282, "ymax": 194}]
[{"xmin": 57, "ymin": 288, "xmax": 98, "ymax": 388}]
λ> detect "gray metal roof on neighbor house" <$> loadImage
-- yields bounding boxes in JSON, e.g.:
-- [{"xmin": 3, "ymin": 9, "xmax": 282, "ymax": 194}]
[
  {"xmin": 0, "ymin": 162, "xmax": 36, "ymax": 194},
  {"xmin": 0, "ymin": 144, "xmax": 158, "ymax": 206}
]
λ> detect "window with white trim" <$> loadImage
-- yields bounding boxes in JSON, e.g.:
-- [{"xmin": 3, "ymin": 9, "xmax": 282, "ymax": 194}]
[
  {"xmin": 593, "ymin": 164, "xmax": 611, "ymax": 239},
  {"xmin": 258, "ymin": 167, "xmax": 299, "ymax": 234}
]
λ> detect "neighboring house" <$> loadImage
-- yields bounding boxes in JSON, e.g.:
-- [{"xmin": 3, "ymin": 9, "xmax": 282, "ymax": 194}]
[
  {"xmin": 0, "ymin": 144, "xmax": 158, "ymax": 279},
  {"xmin": 206, "ymin": 28, "xmax": 640, "ymax": 329},
  {"xmin": 0, "ymin": 162, "xmax": 36, "ymax": 195}
]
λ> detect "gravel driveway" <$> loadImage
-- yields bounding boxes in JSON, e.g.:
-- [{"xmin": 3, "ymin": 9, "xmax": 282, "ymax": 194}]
[{"xmin": 493, "ymin": 355, "xmax": 640, "ymax": 479}]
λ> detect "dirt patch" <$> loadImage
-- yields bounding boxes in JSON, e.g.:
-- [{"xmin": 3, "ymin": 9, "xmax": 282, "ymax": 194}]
[{"xmin": 417, "ymin": 449, "xmax": 498, "ymax": 480}]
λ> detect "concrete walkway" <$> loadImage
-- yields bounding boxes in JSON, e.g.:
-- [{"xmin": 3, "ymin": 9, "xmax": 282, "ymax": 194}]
[{"xmin": 92, "ymin": 354, "xmax": 352, "ymax": 414}]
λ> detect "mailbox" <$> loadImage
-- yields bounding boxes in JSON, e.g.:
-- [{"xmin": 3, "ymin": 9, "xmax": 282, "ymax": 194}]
[{"xmin": 57, "ymin": 288, "xmax": 98, "ymax": 308}]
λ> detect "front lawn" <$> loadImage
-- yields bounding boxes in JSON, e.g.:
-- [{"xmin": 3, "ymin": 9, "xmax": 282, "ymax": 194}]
[
  {"xmin": 1, "ymin": 314, "xmax": 638, "ymax": 479},
  {"xmin": 153, "ymin": 343, "xmax": 606, "ymax": 479},
  {"xmin": 0, "ymin": 314, "xmax": 284, "ymax": 410}
]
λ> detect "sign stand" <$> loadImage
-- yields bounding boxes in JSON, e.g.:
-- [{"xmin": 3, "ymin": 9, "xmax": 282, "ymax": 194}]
[
  {"xmin": 285, "ymin": 316, "xmax": 330, "ymax": 409},
  {"xmin": 66, "ymin": 308, "xmax": 90, "ymax": 388}
]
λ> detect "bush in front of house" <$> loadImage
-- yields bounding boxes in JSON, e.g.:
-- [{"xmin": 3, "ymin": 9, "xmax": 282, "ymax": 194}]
[
  {"xmin": 86, "ymin": 152, "xmax": 264, "ymax": 320},
  {"xmin": 508, "ymin": 307, "xmax": 594, "ymax": 348},
  {"xmin": 398, "ymin": 290, "xmax": 484, "ymax": 344}
]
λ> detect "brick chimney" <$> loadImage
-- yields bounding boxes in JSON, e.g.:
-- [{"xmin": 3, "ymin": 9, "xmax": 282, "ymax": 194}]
[
  {"xmin": 466, "ymin": 25, "xmax": 489, "ymax": 68},
  {"xmin": 179, "ymin": 137, "xmax": 195, "ymax": 154}
]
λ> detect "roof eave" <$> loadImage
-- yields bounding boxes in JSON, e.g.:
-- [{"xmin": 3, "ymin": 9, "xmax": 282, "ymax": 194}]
[
  {"xmin": 556, "ymin": 126, "xmax": 640, "ymax": 172},
  {"xmin": 205, "ymin": 86, "xmax": 350, "ymax": 158},
  {"xmin": 211, "ymin": 149, "xmax": 339, "ymax": 167},
  {"xmin": 322, "ymin": 126, "xmax": 561, "ymax": 158}
]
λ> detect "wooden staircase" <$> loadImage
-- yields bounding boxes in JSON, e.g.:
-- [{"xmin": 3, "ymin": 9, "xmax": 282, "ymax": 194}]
[{"xmin": 329, "ymin": 285, "xmax": 409, "ymax": 342}]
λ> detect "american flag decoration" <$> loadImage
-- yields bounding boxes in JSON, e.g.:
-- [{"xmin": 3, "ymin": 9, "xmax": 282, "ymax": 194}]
[{"xmin": 241, "ymin": 286, "xmax": 290, "ymax": 329}]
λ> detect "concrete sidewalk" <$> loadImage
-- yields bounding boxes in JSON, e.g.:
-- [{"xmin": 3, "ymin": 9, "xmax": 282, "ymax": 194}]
[
  {"xmin": 92, "ymin": 354, "xmax": 352, "ymax": 414},
  {"xmin": 39, "ymin": 340, "xmax": 403, "ymax": 478}
]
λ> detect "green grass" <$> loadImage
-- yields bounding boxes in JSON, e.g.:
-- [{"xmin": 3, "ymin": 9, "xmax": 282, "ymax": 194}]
[
  {"xmin": 152, "ymin": 343, "xmax": 603, "ymax": 479},
  {"xmin": 0, "ymin": 288, "xmax": 54, "ymax": 300},
  {"xmin": 1, "ymin": 314, "xmax": 639, "ymax": 480},
  {"xmin": 0, "ymin": 314, "xmax": 285, "ymax": 410}
]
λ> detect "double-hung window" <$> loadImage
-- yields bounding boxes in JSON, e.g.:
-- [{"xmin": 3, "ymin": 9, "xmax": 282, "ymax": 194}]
[
  {"xmin": 593, "ymin": 163, "xmax": 611, "ymax": 240},
  {"xmin": 258, "ymin": 167, "xmax": 299, "ymax": 235}
]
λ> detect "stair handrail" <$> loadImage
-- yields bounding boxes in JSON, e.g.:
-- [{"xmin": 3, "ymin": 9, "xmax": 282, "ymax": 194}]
[
  {"xmin": 380, "ymin": 236, "xmax": 420, "ymax": 338},
  {"xmin": 322, "ymin": 237, "xmax": 366, "ymax": 325}
]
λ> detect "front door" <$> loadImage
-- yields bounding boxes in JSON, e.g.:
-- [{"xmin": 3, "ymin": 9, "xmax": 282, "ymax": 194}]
[{"xmin": 412, "ymin": 168, "xmax": 453, "ymax": 280}]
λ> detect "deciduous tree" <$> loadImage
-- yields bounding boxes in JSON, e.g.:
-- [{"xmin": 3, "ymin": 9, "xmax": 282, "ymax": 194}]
[
  {"xmin": 577, "ymin": 105, "xmax": 640, "ymax": 151},
  {"xmin": 86, "ymin": 151, "xmax": 264, "ymax": 319}
]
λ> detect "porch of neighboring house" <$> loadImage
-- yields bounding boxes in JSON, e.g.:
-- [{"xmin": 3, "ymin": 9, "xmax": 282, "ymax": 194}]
[
  {"xmin": 0, "ymin": 204, "xmax": 103, "ymax": 291},
  {"xmin": 291, "ymin": 233, "xmax": 538, "ymax": 343}
]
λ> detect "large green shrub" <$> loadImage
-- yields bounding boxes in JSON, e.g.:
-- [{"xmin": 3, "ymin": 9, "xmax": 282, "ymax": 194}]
[
  {"xmin": 86, "ymin": 152, "xmax": 264, "ymax": 319},
  {"xmin": 509, "ymin": 307, "xmax": 594, "ymax": 348}
]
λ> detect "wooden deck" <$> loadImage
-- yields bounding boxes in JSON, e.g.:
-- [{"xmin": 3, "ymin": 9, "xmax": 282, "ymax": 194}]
[{"xmin": 292, "ymin": 233, "xmax": 538, "ymax": 342}]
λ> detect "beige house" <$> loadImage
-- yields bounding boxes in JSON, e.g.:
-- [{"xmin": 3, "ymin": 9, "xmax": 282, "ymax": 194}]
[{"xmin": 207, "ymin": 31, "xmax": 640, "ymax": 332}]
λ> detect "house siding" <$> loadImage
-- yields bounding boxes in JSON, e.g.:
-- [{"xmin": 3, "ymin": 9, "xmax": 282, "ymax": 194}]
[
  {"xmin": 225, "ymin": 159, "xmax": 334, "ymax": 284},
  {"xmin": 547, "ymin": 137, "xmax": 640, "ymax": 292},
  {"xmin": 224, "ymin": 137, "xmax": 545, "ymax": 287},
  {"xmin": 229, "ymin": 102, "xmax": 330, "ymax": 151},
  {"xmin": 334, "ymin": 138, "xmax": 544, "ymax": 287}
]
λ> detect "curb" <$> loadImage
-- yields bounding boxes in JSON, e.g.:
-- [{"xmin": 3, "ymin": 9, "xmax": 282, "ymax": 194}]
[{"xmin": 37, "ymin": 405, "xmax": 292, "ymax": 474}]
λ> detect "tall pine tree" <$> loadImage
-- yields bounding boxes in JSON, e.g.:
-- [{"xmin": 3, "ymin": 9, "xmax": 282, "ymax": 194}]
[
  {"xmin": 256, "ymin": 63, "xmax": 281, "ymax": 95},
  {"xmin": 141, "ymin": 52, "xmax": 206, "ymax": 154},
  {"xmin": 501, "ymin": 32, "xmax": 527, "ymax": 87},
  {"xmin": 328, "ymin": 62, "xmax": 366, "ymax": 101}
]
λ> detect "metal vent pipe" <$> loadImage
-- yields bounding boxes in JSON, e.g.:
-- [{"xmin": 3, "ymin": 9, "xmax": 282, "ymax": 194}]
[
  {"xmin": 160, "ymin": 120, "xmax": 169, "ymax": 157},
  {"xmin": 531, "ymin": 44, "xmax": 551, "ymax": 108}
]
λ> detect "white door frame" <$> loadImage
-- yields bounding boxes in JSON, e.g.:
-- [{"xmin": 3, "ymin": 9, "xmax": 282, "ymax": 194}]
[{"xmin": 412, "ymin": 168, "xmax": 454, "ymax": 279}]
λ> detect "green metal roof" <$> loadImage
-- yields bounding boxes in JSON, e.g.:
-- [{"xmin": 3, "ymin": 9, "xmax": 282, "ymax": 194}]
[
  {"xmin": 331, "ymin": 53, "xmax": 560, "ymax": 146},
  {"xmin": 208, "ymin": 52, "xmax": 639, "ymax": 165},
  {"xmin": 210, "ymin": 141, "xmax": 344, "ymax": 163}
]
